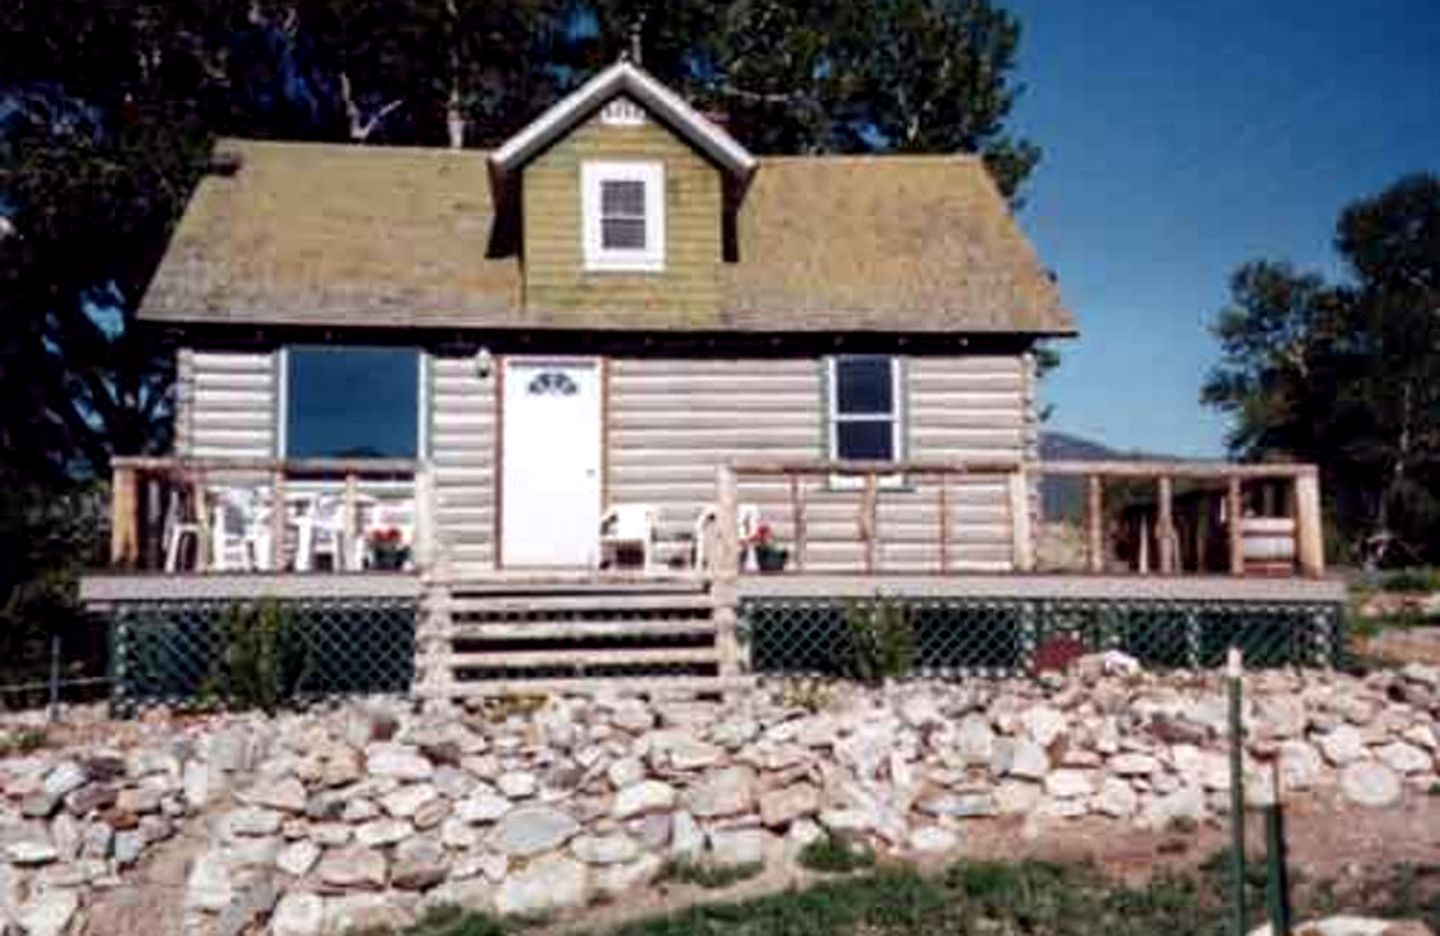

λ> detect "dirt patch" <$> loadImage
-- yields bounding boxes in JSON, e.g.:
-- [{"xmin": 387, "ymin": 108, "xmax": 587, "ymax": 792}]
[{"xmin": 76, "ymin": 820, "xmax": 209, "ymax": 936}]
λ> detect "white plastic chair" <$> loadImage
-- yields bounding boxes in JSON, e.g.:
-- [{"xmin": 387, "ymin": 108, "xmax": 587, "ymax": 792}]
[
  {"xmin": 599, "ymin": 504, "xmax": 659, "ymax": 572},
  {"xmin": 293, "ymin": 493, "xmax": 346, "ymax": 572},
  {"xmin": 693, "ymin": 503, "xmax": 761, "ymax": 571},
  {"xmin": 162, "ymin": 488, "xmax": 202, "ymax": 572},
  {"xmin": 209, "ymin": 488, "xmax": 273, "ymax": 572}
]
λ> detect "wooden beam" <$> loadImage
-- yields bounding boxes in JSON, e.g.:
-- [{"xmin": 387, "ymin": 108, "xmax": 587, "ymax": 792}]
[
  {"xmin": 1008, "ymin": 469, "xmax": 1033, "ymax": 572},
  {"xmin": 1293, "ymin": 471, "xmax": 1324, "ymax": 577},
  {"xmin": 1086, "ymin": 474, "xmax": 1104, "ymax": 574},
  {"xmin": 729, "ymin": 457, "xmax": 1020, "ymax": 477},
  {"xmin": 109, "ymin": 465, "xmax": 139, "ymax": 567},
  {"xmin": 270, "ymin": 468, "xmax": 287, "ymax": 572},
  {"xmin": 938, "ymin": 475, "xmax": 951, "ymax": 575},
  {"xmin": 194, "ymin": 472, "xmax": 212, "ymax": 571},
  {"xmin": 713, "ymin": 464, "xmax": 740, "ymax": 676},
  {"xmin": 343, "ymin": 473, "xmax": 359, "ymax": 572},
  {"xmin": 1157, "ymin": 475, "xmax": 1176, "ymax": 574},
  {"xmin": 111, "ymin": 454, "xmax": 420, "ymax": 476},
  {"xmin": 1227, "ymin": 476, "xmax": 1245, "ymax": 577},
  {"xmin": 1041, "ymin": 459, "xmax": 1315, "ymax": 481}
]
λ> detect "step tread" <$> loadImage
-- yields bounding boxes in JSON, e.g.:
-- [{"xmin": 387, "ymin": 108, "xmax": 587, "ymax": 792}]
[
  {"xmin": 437, "ymin": 646, "xmax": 721, "ymax": 669},
  {"xmin": 432, "ymin": 675, "xmax": 755, "ymax": 699},
  {"xmin": 445, "ymin": 619, "xmax": 718, "ymax": 641},
  {"xmin": 437, "ymin": 593, "xmax": 716, "ymax": 615}
]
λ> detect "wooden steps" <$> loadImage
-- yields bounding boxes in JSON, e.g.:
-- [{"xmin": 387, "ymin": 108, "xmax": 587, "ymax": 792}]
[{"xmin": 416, "ymin": 574, "xmax": 738, "ymax": 699}]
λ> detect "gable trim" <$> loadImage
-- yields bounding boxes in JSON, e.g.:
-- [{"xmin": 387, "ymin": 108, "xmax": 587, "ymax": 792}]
[{"xmin": 490, "ymin": 61, "xmax": 756, "ymax": 178}]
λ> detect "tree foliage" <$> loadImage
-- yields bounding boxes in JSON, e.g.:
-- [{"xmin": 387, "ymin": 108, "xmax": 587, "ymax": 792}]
[{"xmin": 1204, "ymin": 174, "xmax": 1440, "ymax": 565}]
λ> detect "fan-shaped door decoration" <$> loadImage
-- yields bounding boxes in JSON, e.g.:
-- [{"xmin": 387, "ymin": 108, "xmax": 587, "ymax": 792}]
[{"xmin": 526, "ymin": 370, "xmax": 579, "ymax": 396}]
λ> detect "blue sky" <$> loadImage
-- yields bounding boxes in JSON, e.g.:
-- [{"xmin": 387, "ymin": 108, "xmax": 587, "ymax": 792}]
[{"xmin": 1003, "ymin": 0, "xmax": 1440, "ymax": 456}]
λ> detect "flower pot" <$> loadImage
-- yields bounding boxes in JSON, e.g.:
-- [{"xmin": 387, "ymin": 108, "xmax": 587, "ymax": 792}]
[{"xmin": 756, "ymin": 546, "xmax": 789, "ymax": 573}]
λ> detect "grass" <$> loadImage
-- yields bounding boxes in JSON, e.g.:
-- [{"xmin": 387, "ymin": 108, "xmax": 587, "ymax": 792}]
[
  {"xmin": 388, "ymin": 855, "xmax": 1440, "ymax": 936},
  {"xmin": 796, "ymin": 834, "xmax": 875, "ymax": 874},
  {"xmin": 658, "ymin": 858, "xmax": 765, "ymax": 889},
  {"xmin": 0, "ymin": 728, "xmax": 49, "ymax": 757},
  {"xmin": 1380, "ymin": 568, "xmax": 1440, "ymax": 594}
]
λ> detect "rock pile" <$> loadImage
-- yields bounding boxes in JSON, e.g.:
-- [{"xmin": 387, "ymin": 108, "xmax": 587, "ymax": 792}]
[{"xmin": 0, "ymin": 661, "xmax": 1437, "ymax": 934}]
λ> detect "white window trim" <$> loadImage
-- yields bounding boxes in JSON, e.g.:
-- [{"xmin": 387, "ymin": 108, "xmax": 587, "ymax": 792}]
[
  {"xmin": 581, "ymin": 160, "xmax": 665, "ymax": 273},
  {"xmin": 826, "ymin": 356, "xmax": 905, "ymax": 490}
]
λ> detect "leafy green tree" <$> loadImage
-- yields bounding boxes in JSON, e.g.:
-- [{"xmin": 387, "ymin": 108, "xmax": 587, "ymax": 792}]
[{"xmin": 1204, "ymin": 174, "xmax": 1440, "ymax": 565}]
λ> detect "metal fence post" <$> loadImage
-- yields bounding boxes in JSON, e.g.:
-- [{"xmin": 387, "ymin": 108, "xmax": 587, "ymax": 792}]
[
  {"xmin": 47, "ymin": 634, "xmax": 61, "ymax": 723},
  {"xmin": 1228, "ymin": 646, "xmax": 1248, "ymax": 936}
]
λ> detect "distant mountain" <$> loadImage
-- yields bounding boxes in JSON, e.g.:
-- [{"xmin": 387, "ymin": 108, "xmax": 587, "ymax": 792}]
[{"xmin": 1038, "ymin": 431, "xmax": 1144, "ymax": 521}]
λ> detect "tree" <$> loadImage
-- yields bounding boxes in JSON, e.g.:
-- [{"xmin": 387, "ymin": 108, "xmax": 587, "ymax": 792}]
[{"xmin": 1204, "ymin": 174, "xmax": 1440, "ymax": 565}]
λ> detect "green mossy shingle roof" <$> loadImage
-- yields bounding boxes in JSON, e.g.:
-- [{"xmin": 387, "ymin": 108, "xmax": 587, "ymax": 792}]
[{"xmin": 139, "ymin": 138, "xmax": 1074, "ymax": 335}]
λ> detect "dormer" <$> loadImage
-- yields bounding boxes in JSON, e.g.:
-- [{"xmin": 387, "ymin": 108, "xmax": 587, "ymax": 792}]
[{"xmin": 489, "ymin": 61, "xmax": 755, "ymax": 320}]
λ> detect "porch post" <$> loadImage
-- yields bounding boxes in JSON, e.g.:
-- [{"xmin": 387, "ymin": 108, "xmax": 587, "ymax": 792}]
[
  {"xmin": 1157, "ymin": 475, "xmax": 1177, "ymax": 574},
  {"xmin": 1227, "ymin": 475, "xmax": 1245, "ymax": 577},
  {"xmin": 1085, "ymin": 474, "xmax": 1104, "ymax": 574},
  {"xmin": 1009, "ymin": 467, "xmax": 1034, "ymax": 572},
  {"xmin": 1293, "ymin": 468, "xmax": 1324, "ymax": 578},
  {"xmin": 714, "ymin": 464, "xmax": 741, "ymax": 677},
  {"xmin": 110, "ymin": 464, "xmax": 140, "ymax": 567}
]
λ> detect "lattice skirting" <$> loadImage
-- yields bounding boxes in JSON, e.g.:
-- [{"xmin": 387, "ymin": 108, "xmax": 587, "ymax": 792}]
[
  {"xmin": 110, "ymin": 598, "xmax": 416, "ymax": 712},
  {"xmin": 743, "ymin": 597, "xmax": 1347, "ymax": 677}
]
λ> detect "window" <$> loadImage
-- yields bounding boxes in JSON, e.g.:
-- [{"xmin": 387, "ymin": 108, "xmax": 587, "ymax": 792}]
[
  {"xmin": 581, "ymin": 161, "xmax": 665, "ymax": 272},
  {"xmin": 283, "ymin": 347, "xmax": 421, "ymax": 459},
  {"xmin": 828, "ymin": 356, "xmax": 903, "ymax": 463}
]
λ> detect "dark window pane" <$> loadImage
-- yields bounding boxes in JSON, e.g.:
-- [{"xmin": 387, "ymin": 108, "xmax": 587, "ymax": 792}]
[
  {"xmin": 836, "ymin": 357, "xmax": 894, "ymax": 414},
  {"xmin": 287, "ymin": 347, "xmax": 418, "ymax": 458},
  {"xmin": 601, "ymin": 180, "xmax": 646, "ymax": 217},
  {"xmin": 836, "ymin": 420, "xmax": 894, "ymax": 461},
  {"xmin": 601, "ymin": 217, "xmax": 646, "ymax": 250}
]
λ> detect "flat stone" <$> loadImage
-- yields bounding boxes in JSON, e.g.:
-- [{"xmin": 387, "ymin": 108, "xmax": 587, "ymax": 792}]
[
  {"xmin": 992, "ymin": 738, "xmax": 1049, "ymax": 780},
  {"xmin": 17, "ymin": 888, "xmax": 79, "ymax": 936},
  {"xmin": 393, "ymin": 836, "xmax": 449, "ymax": 890},
  {"xmin": 671, "ymin": 811, "xmax": 704, "ymax": 860},
  {"xmin": 954, "ymin": 715, "xmax": 996, "ymax": 765},
  {"xmin": 277, "ymin": 839, "xmax": 321, "ymax": 877},
  {"xmin": 6, "ymin": 841, "xmax": 58, "ymax": 866},
  {"xmin": 226, "ymin": 806, "xmax": 284, "ymax": 838},
  {"xmin": 496, "ymin": 771, "xmax": 537, "ymax": 799},
  {"xmin": 451, "ymin": 852, "xmax": 508, "ymax": 883},
  {"xmin": 993, "ymin": 779, "xmax": 1043, "ymax": 815},
  {"xmin": 1044, "ymin": 769, "xmax": 1094, "ymax": 800},
  {"xmin": 366, "ymin": 743, "xmax": 434, "ymax": 781},
  {"xmin": 66, "ymin": 783, "xmax": 118, "ymax": 816},
  {"xmin": 758, "ymin": 783, "xmax": 819, "ymax": 827},
  {"xmin": 42, "ymin": 762, "xmax": 89, "ymax": 800},
  {"xmin": 909, "ymin": 826, "xmax": 960, "ymax": 854},
  {"xmin": 900, "ymin": 694, "xmax": 945, "ymax": 729},
  {"xmin": 707, "ymin": 828, "xmax": 771, "ymax": 868},
  {"xmin": 245, "ymin": 776, "xmax": 307, "ymax": 813},
  {"xmin": 316, "ymin": 845, "xmax": 387, "ymax": 890},
  {"xmin": 310, "ymin": 822, "xmax": 352, "ymax": 847},
  {"xmin": 185, "ymin": 850, "xmax": 234, "ymax": 912},
  {"xmin": 114, "ymin": 829, "xmax": 144, "ymax": 865},
  {"xmin": 668, "ymin": 739, "xmax": 725, "ymax": 771},
  {"xmin": 489, "ymin": 805, "xmax": 581, "ymax": 858},
  {"xmin": 494, "ymin": 853, "xmax": 589, "ymax": 917},
  {"xmin": 228, "ymin": 834, "xmax": 280, "ymax": 870},
  {"xmin": 1341, "ymin": 762, "xmax": 1403, "ymax": 808},
  {"xmin": 1317, "ymin": 725, "xmax": 1368, "ymax": 766},
  {"xmin": 571, "ymin": 833, "xmax": 642, "ymax": 866},
  {"xmin": 682, "ymin": 766, "xmax": 756, "ymax": 818},
  {"xmin": 270, "ymin": 892, "xmax": 325, "ymax": 936},
  {"xmin": 381, "ymin": 784, "xmax": 439, "ymax": 818},
  {"xmin": 917, "ymin": 791, "xmax": 998, "ymax": 818},
  {"xmin": 607, "ymin": 758, "xmax": 646, "ymax": 789},
  {"xmin": 1095, "ymin": 777, "xmax": 1138, "ymax": 818},
  {"xmin": 1278, "ymin": 740, "xmax": 1324, "ymax": 791},
  {"xmin": 1022, "ymin": 706, "xmax": 1067, "ymax": 747},
  {"xmin": 1376, "ymin": 742, "xmax": 1432, "ymax": 775},
  {"xmin": 21, "ymin": 792, "xmax": 61, "ymax": 819},
  {"xmin": 323, "ymin": 894, "xmax": 414, "ymax": 933},
  {"xmin": 593, "ymin": 853, "xmax": 664, "ymax": 899},
  {"xmin": 613, "ymin": 780, "xmax": 677, "ymax": 819},
  {"xmin": 456, "ymin": 792, "xmax": 512, "ymax": 824},
  {"xmin": 354, "ymin": 818, "xmax": 412, "ymax": 848},
  {"xmin": 1109, "ymin": 753, "xmax": 1160, "ymax": 776}
]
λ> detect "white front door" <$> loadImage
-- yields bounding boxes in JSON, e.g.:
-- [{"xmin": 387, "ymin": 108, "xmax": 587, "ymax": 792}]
[{"xmin": 501, "ymin": 358, "xmax": 602, "ymax": 567}]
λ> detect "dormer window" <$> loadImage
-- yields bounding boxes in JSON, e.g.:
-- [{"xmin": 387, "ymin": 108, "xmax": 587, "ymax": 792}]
[{"xmin": 582, "ymin": 161, "xmax": 665, "ymax": 272}]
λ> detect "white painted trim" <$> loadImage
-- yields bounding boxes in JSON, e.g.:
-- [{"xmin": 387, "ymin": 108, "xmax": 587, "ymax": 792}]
[
  {"xmin": 275, "ymin": 348, "xmax": 288, "ymax": 458},
  {"xmin": 490, "ymin": 61, "xmax": 755, "ymax": 177},
  {"xmin": 827, "ymin": 356, "xmax": 905, "ymax": 489},
  {"xmin": 581, "ymin": 161, "xmax": 666, "ymax": 273}
]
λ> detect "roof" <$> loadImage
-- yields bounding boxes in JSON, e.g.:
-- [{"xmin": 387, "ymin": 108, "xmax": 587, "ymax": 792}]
[
  {"xmin": 139, "ymin": 139, "xmax": 1075, "ymax": 336},
  {"xmin": 491, "ymin": 60, "xmax": 755, "ymax": 179}
]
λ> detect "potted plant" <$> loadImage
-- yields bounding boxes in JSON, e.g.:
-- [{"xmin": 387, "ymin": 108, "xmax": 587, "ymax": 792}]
[
  {"xmin": 367, "ymin": 527, "xmax": 410, "ymax": 571},
  {"xmin": 748, "ymin": 523, "xmax": 789, "ymax": 573}
]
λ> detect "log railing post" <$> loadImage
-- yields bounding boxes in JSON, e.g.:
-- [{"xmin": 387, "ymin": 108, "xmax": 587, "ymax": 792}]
[
  {"xmin": 1227, "ymin": 475, "xmax": 1245, "ymax": 576},
  {"xmin": 1157, "ymin": 475, "xmax": 1177, "ymax": 574},
  {"xmin": 1293, "ymin": 469, "xmax": 1324, "ymax": 578},
  {"xmin": 1009, "ymin": 467, "xmax": 1034, "ymax": 572},
  {"xmin": 713, "ymin": 464, "xmax": 741, "ymax": 676},
  {"xmin": 270, "ymin": 467, "xmax": 287, "ymax": 572},
  {"xmin": 1085, "ymin": 474, "xmax": 1104, "ymax": 574},
  {"xmin": 110, "ymin": 464, "xmax": 140, "ymax": 568},
  {"xmin": 789, "ymin": 473, "xmax": 806, "ymax": 573},
  {"xmin": 194, "ymin": 471, "xmax": 212, "ymax": 571},
  {"xmin": 342, "ymin": 472, "xmax": 359, "ymax": 572},
  {"xmin": 413, "ymin": 463, "xmax": 436, "ymax": 574},
  {"xmin": 938, "ymin": 475, "xmax": 951, "ymax": 575},
  {"xmin": 862, "ymin": 472, "xmax": 878, "ymax": 574}
]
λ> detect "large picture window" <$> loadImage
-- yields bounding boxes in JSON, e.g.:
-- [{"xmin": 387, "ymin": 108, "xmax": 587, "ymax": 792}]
[
  {"xmin": 284, "ymin": 347, "xmax": 420, "ymax": 459},
  {"xmin": 828, "ymin": 356, "xmax": 902, "ymax": 463}
]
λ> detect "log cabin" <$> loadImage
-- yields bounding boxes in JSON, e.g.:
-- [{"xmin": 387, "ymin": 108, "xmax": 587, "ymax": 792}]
[{"xmin": 82, "ymin": 62, "xmax": 1343, "ymax": 704}]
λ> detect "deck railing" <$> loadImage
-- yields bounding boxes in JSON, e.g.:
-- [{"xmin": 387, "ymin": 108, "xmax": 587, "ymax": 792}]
[
  {"xmin": 108, "ymin": 455, "xmax": 433, "ymax": 573},
  {"xmin": 714, "ymin": 458, "xmax": 1324, "ymax": 580}
]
